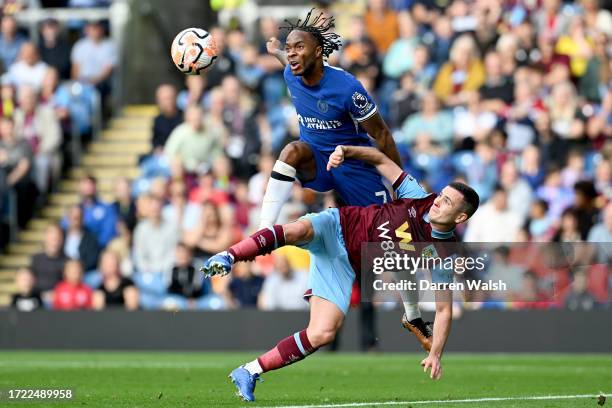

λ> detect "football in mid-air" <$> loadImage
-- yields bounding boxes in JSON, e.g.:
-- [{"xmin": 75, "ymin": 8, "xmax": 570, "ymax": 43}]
[{"xmin": 171, "ymin": 27, "xmax": 218, "ymax": 75}]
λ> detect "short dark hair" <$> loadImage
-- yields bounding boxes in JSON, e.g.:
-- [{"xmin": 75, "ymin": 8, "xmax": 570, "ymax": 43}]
[
  {"xmin": 280, "ymin": 8, "xmax": 342, "ymax": 60},
  {"xmin": 449, "ymin": 182, "xmax": 480, "ymax": 218}
]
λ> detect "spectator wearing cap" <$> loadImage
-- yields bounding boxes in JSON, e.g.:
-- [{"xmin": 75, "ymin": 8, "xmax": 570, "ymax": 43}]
[
  {"xmin": 52, "ymin": 260, "xmax": 93, "ymax": 310},
  {"xmin": 163, "ymin": 104, "xmax": 224, "ymax": 179},
  {"xmin": 38, "ymin": 18, "xmax": 71, "ymax": 80},
  {"xmin": 0, "ymin": 14, "xmax": 27, "ymax": 70},
  {"xmin": 7, "ymin": 42, "xmax": 49, "ymax": 91}
]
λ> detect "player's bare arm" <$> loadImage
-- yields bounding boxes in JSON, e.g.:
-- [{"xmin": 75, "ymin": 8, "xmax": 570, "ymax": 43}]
[
  {"xmin": 327, "ymin": 145, "xmax": 403, "ymax": 186},
  {"xmin": 266, "ymin": 37, "xmax": 288, "ymax": 67},
  {"xmin": 421, "ymin": 290, "xmax": 452, "ymax": 380},
  {"xmin": 359, "ymin": 112, "xmax": 402, "ymax": 167}
]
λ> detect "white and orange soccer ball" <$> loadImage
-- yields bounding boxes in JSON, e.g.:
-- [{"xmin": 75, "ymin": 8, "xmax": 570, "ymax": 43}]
[{"xmin": 170, "ymin": 27, "xmax": 218, "ymax": 75}]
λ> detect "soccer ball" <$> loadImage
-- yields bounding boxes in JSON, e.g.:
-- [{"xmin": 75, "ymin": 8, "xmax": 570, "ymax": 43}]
[{"xmin": 170, "ymin": 27, "xmax": 218, "ymax": 75}]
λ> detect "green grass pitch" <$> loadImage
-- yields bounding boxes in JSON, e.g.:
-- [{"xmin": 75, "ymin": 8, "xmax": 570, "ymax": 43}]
[{"xmin": 0, "ymin": 351, "xmax": 610, "ymax": 407}]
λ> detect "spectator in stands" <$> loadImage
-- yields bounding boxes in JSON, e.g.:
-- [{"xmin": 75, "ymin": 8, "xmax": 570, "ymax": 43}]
[
  {"xmin": 389, "ymin": 72, "xmax": 419, "ymax": 130},
  {"xmin": 111, "ymin": 177, "xmax": 137, "ymax": 232},
  {"xmin": 258, "ymin": 254, "xmax": 309, "ymax": 310},
  {"xmin": 105, "ymin": 219, "xmax": 133, "ymax": 276},
  {"xmin": 176, "ymin": 75, "xmax": 206, "ymax": 112},
  {"xmin": 152, "ymin": 84, "xmax": 182, "ymax": 154},
  {"xmin": 92, "ymin": 250, "xmax": 139, "ymax": 310},
  {"xmin": 428, "ymin": 14, "xmax": 453, "ymax": 67},
  {"xmin": 226, "ymin": 262, "xmax": 263, "ymax": 309},
  {"xmin": 30, "ymin": 223, "xmax": 67, "ymax": 301},
  {"xmin": 164, "ymin": 104, "xmax": 224, "ymax": 178},
  {"xmin": 70, "ymin": 20, "xmax": 117, "ymax": 108},
  {"xmin": 382, "ymin": 11, "xmax": 418, "ymax": 80},
  {"xmin": 133, "ymin": 194, "xmax": 178, "ymax": 277},
  {"xmin": 512, "ymin": 270, "xmax": 553, "ymax": 309},
  {"xmin": 75, "ymin": 174, "xmax": 117, "ymax": 247},
  {"xmin": 499, "ymin": 160, "xmax": 533, "ymax": 223},
  {"xmin": 572, "ymin": 180, "xmax": 599, "ymax": 240},
  {"xmin": 0, "ymin": 14, "xmax": 26, "ymax": 70},
  {"xmin": 525, "ymin": 199, "xmax": 554, "ymax": 242},
  {"xmin": 399, "ymin": 91, "xmax": 453, "ymax": 152},
  {"xmin": 433, "ymin": 34, "xmax": 485, "ymax": 106},
  {"xmin": 10, "ymin": 267, "xmax": 42, "ymax": 311},
  {"xmin": 205, "ymin": 26, "xmax": 236, "ymax": 90},
  {"xmin": 38, "ymin": 18, "xmax": 71, "ymax": 80},
  {"xmin": 536, "ymin": 167, "xmax": 574, "ymax": 221},
  {"xmin": 518, "ymin": 144, "xmax": 545, "ymax": 190},
  {"xmin": 555, "ymin": 15, "xmax": 594, "ymax": 80},
  {"xmin": 564, "ymin": 269, "xmax": 596, "ymax": 310},
  {"xmin": 452, "ymin": 91, "xmax": 498, "ymax": 149},
  {"xmin": 588, "ymin": 202, "xmax": 612, "ymax": 242},
  {"xmin": 364, "ymin": 0, "xmax": 399, "ymax": 55},
  {"xmin": 479, "ymin": 51, "xmax": 514, "ymax": 113},
  {"xmin": 40, "ymin": 68, "xmax": 70, "ymax": 123},
  {"xmin": 8, "ymin": 42, "xmax": 49, "ymax": 91},
  {"xmin": 63, "ymin": 204, "xmax": 99, "ymax": 272},
  {"xmin": 547, "ymin": 81, "xmax": 586, "ymax": 143},
  {"xmin": 339, "ymin": 16, "xmax": 379, "ymax": 77},
  {"xmin": 553, "ymin": 208, "xmax": 583, "ymax": 242},
  {"xmin": 464, "ymin": 186, "xmax": 522, "ymax": 242},
  {"xmin": 1, "ymin": 80, "xmax": 16, "ymax": 119},
  {"xmin": 53, "ymin": 260, "xmax": 92, "ymax": 310},
  {"xmin": 182, "ymin": 200, "xmax": 234, "ymax": 259},
  {"xmin": 532, "ymin": 0, "xmax": 569, "ymax": 42},
  {"xmin": 167, "ymin": 243, "xmax": 206, "ymax": 301},
  {"xmin": 13, "ymin": 85, "xmax": 62, "ymax": 195},
  {"xmin": 0, "ymin": 116, "xmax": 36, "ymax": 228},
  {"xmin": 236, "ymin": 43, "xmax": 265, "ymax": 91}
]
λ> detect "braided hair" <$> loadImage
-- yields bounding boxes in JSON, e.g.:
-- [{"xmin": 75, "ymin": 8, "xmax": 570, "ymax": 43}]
[{"xmin": 280, "ymin": 8, "xmax": 342, "ymax": 60}]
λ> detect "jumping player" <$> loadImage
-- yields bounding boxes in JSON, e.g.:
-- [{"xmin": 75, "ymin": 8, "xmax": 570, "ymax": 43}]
[
  {"xmin": 261, "ymin": 9, "xmax": 433, "ymax": 341},
  {"xmin": 260, "ymin": 9, "xmax": 401, "ymax": 224},
  {"xmin": 202, "ymin": 145, "xmax": 480, "ymax": 402}
]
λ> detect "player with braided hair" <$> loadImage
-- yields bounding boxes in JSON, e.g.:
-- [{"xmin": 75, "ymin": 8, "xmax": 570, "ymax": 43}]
[{"xmin": 260, "ymin": 8, "xmax": 429, "ymax": 367}]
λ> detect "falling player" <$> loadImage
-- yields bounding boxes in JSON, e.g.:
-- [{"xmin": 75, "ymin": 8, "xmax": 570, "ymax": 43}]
[
  {"xmin": 262, "ymin": 9, "xmax": 431, "ymax": 347},
  {"xmin": 202, "ymin": 145, "xmax": 480, "ymax": 402}
]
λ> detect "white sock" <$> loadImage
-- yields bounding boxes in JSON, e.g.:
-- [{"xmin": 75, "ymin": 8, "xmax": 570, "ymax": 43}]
[
  {"xmin": 397, "ymin": 269, "xmax": 421, "ymax": 321},
  {"xmin": 258, "ymin": 161, "xmax": 296, "ymax": 229},
  {"xmin": 244, "ymin": 359, "xmax": 263, "ymax": 375},
  {"xmin": 403, "ymin": 302, "xmax": 421, "ymax": 321}
]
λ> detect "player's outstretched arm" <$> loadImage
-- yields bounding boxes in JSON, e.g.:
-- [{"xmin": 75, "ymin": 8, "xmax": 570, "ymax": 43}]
[
  {"xmin": 421, "ymin": 290, "xmax": 452, "ymax": 380},
  {"xmin": 266, "ymin": 37, "xmax": 288, "ymax": 67},
  {"xmin": 359, "ymin": 112, "xmax": 402, "ymax": 167},
  {"xmin": 327, "ymin": 145, "xmax": 403, "ymax": 186}
]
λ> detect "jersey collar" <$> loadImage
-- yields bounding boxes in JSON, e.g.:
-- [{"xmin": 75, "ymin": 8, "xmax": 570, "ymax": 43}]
[{"xmin": 423, "ymin": 213, "xmax": 455, "ymax": 240}]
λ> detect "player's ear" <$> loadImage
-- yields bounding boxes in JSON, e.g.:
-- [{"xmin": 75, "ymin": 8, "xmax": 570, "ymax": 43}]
[
  {"xmin": 315, "ymin": 44, "xmax": 322, "ymax": 58},
  {"xmin": 455, "ymin": 212, "xmax": 468, "ymax": 225}
]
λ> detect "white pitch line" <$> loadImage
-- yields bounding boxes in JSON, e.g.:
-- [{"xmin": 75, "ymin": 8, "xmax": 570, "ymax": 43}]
[
  {"xmin": 274, "ymin": 393, "xmax": 608, "ymax": 408},
  {"xmin": 0, "ymin": 361, "xmax": 226, "ymax": 369}
]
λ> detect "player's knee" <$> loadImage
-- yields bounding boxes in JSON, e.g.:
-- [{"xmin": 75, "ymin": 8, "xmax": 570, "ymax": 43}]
[
  {"xmin": 278, "ymin": 141, "xmax": 309, "ymax": 167},
  {"xmin": 284, "ymin": 220, "xmax": 314, "ymax": 245},
  {"xmin": 307, "ymin": 327, "xmax": 337, "ymax": 348}
]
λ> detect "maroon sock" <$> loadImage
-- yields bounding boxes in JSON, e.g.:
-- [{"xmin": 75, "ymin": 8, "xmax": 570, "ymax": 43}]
[
  {"xmin": 228, "ymin": 225, "xmax": 285, "ymax": 262},
  {"xmin": 256, "ymin": 329, "xmax": 317, "ymax": 373}
]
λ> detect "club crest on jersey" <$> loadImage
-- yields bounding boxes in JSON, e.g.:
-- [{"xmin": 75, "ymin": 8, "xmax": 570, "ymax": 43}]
[
  {"xmin": 352, "ymin": 92, "xmax": 368, "ymax": 109},
  {"xmin": 422, "ymin": 244, "xmax": 439, "ymax": 259},
  {"xmin": 317, "ymin": 99, "xmax": 329, "ymax": 113},
  {"xmin": 408, "ymin": 207, "xmax": 417, "ymax": 218}
]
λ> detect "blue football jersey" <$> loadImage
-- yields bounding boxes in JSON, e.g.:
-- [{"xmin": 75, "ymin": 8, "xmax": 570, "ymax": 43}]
[{"xmin": 284, "ymin": 64, "xmax": 378, "ymax": 153}]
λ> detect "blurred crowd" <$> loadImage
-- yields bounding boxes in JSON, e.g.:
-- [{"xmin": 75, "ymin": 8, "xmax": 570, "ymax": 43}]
[
  {"xmin": 0, "ymin": 2, "xmax": 117, "ymax": 247},
  {"xmin": 9, "ymin": 0, "xmax": 612, "ymax": 312}
]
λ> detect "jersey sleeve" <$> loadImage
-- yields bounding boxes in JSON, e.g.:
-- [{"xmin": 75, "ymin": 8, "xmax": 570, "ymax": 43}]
[
  {"xmin": 346, "ymin": 78, "xmax": 377, "ymax": 122},
  {"xmin": 393, "ymin": 172, "xmax": 429, "ymax": 199}
]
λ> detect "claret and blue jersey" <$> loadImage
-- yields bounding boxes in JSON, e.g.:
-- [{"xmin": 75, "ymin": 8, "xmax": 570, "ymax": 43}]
[{"xmin": 284, "ymin": 64, "xmax": 391, "ymax": 206}]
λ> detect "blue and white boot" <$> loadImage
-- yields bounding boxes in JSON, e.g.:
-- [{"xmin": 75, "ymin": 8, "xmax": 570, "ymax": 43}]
[{"xmin": 229, "ymin": 366, "xmax": 261, "ymax": 402}]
